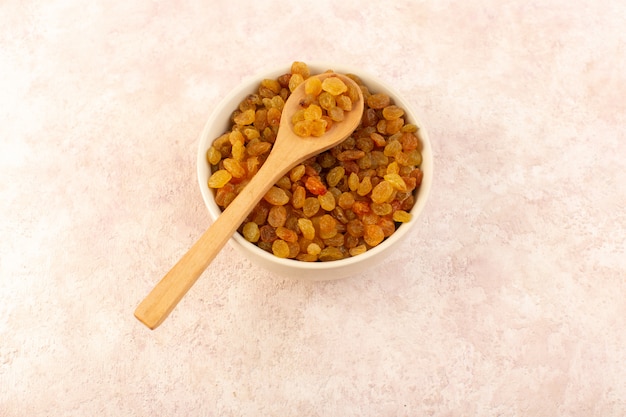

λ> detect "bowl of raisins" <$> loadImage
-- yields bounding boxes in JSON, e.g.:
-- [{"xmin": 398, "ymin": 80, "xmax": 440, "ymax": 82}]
[{"xmin": 197, "ymin": 61, "xmax": 432, "ymax": 280}]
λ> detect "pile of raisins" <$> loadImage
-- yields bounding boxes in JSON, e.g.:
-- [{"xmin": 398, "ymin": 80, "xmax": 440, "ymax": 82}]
[{"xmin": 207, "ymin": 61, "xmax": 423, "ymax": 262}]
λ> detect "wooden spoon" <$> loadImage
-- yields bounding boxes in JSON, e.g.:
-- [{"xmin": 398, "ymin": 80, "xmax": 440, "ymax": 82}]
[{"xmin": 135, "ymin": 72, "xmax": 364, "ymax": 329}]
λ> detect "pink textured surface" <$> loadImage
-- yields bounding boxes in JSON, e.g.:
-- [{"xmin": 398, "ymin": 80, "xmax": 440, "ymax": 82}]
[{"xmin": 1, "ymin": 0, "xmax": 625, "ymax": 416}]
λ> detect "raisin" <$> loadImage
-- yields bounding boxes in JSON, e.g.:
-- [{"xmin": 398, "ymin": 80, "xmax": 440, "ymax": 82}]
[
  {"xmin": 246, "ymin": 141, "xmax": 272, "ymax": 157},
  {"xmin": 319, "ymin": 214, "xmax": 338, "ymax": 239},
  {"xmin": 208, "ymin": 169, "xmax": 232, "ymax": 188},
  {"xmin": 263, "ymin": 186, "xmax": 290, "ymax": 205},
  {"xmin": 261, "ymin": 78, "xmax": 281, "ymax": 94},
  {"xmin": 393, "ymin": 210, "xmax": 412, "ymax": 223},
  {"xmin": 371, "ymin": 180, "xmax": 394, "ymax": 204},
  {"xmin": 362, "ymin": 108, "xmax": 378, "ymax": 127},
  {"xmin": 307, "ymin": 243, "xmax": 322, "ymax": 256},
  {"xmin": 328, "ymin": 106, "xmax": 344, "ymax": 122},
  {"xmin": 378, "ymin": 217, "xmax": 396, "ymax": 237},
  {"xmin": 321, "ymin": 77, "xmax": 348, "ymax": 95},
  {"xmin": 318, "ymin": 92, "xmax": 336, "ymax": 111},
  {"xmin": 385, "ymin": 118, "xmax": 404, "ymax": 135},
  {"xmin": 276, "ymin": 226, "xmax": 298, "ymax": 242},
  {"xmin": 311, "ymin": 119, "xmax": 327, "ymax": 137},
  {"xmin": 382, "ymin": 105, "xmax": 404, "ymax": 120},
  {"xmin": 304, "ymin": 77, "xmax": 323, "ymax": 96},
  {"xmin": 224, "ymin": 158, "xmax": 246, "ymax": 178},
  {"xmin": 384, "ymin": 173, "xmax": 408, "ymax": 191},
  {"xmin": 268, "ymin": 205, "xmax": 287, "ymax": 227},
  {"xmin": 367, "ymin": 93, "xmax": 391, "ymax": 109},
  {"xmin": 323, "ymin": 233, "xmax": 344, "ymax": 247},
  {"xmin": 357, "ymin": 176, "xmax": 373, "ymax": 196},
  {"xmin": 346, "ymin": 219, "xmax": 364, "ymax": 237},
  {"xmin": 318, "ymin": 246, "xmax": 344, "ymax": 262},
  {"xmin": 232, "ymin": 141, "xmax": 246, "ymax": 161},
  {"xmin": 326, "ymin": 166, "xmax": 345, "ymax": 187},
  {"xmin": 260, "ymin": 225, "xmax": 277, "ymax": 242},
  {"xmin": 371, "ymin": 202, "xmax": 393, "ymax": 216},
  {"xmin": 304, "ymin": 104, "xmax": 322, "ymax": 120},
  {"xmin": 206, "ymin": 146, "xmax": 221, "ymax": 165},
  {"xmin": 298, "ymin": 218, "xmax": 316, "ymax": 240},
  {"xmin": 349, "ymin": 245, "xmax": 367, "ymax": 257},
  {"xmin": 272, "ymin": 239, "xmax": 290, "ymax": 258},
  {"xmin": 337, "ymin": 150, "xmax": 366, "ymax": 161},
  {"xmin": 338, "ymin": 192, "xmax": 355, "ymax": 209},
  {"xmin": 364, "ymin": 224, "xmax": 385, "ymax": 247},
  {"xmin": 292, "ymin": 185, "xmax": 306, "ymax": 209},
  {"xmin": 318, "ymin": 191, "xmax": 336, "ymax": 211},
  {"xmin": 302, "ymin": 197, "xmax": 321, "ymax": 217},
  {"xmin": 277, "ymin": 73, "xmax": 291, "ymax": 88},
  {"xmin": 288, "ymin": 73, "xmax": 304, "ymax": 92},
  {"xmin": 305, "ymin": 176, "xmax": 327, "ymax": 195},
  {"xmin": 290, "ymin": 165, "xmax": 306, "ymax": 182},
  {"xmin": 336, "ymin": 95, "xmax": 352, "ymax": 111},
  {"xmin": 242, "ymin": 222, "xmax": 260, "ymax": 242},
  {"xmin": 290, "ymin": 61, "xmax": 310, "ymax": 78}
]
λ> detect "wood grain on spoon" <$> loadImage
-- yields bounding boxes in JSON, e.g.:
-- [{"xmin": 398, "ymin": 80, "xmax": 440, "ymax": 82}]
[{"xmin": 135, "ymin": 72, "xmax": 364, "ymax": 329}]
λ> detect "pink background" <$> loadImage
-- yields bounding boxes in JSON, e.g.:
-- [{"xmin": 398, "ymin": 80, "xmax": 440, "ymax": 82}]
[{"xmin": 1, "ymin": 0, "xmax": 625, "ymax": 415}]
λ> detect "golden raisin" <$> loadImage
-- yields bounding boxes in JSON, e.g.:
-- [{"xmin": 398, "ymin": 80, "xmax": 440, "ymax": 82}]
[
  {"xmin": 234, "ymin": 109, "xmax": 256, "ymax": 125},
  {"xmin": 290, "ymin": 165, "xmax": 306, "ymax": 182},
  {"xmin": 336, "ymin": 95, "xmax": 352, "ymax": 111},
  {"xmin": 319, "ymin": 214, "xmax": 338, "ymax": 239},
  {"xmin": 263, "ymin": 186, "xmax": 290, "ymax": 205},
  {"xmin": 338, "ymin": 192, "xmax": 355, "ymax": 209},
  {"xmin": 364, "ymin": 224, "xmax": 385, "ymax": 247},
  {"xmin": 276, "ymin": 226, "xmax": 298, "ymax": 242},
  {"xmin": 293, "ymin": 120, "xmax": 313, "ymax": 137},
  {"xmin": 288, "ymin": 73, "xmax": 304, "ymax": 92},
  {"xmin": 367, "ymin": 93, "xmax": 391, "ymax": 109},
  {"xmin": 371, "ymin": 180, "xmax": 394, "ymax": 203},
  {"xmin": 318, "ymin": 191, "xmax": 336, "ymax": 211},
  {"xmin": 268, "ymin": 205, "xmax": 287, "ymax": 227},
  {"xmin": 223, "ymin": 158, "xmax": 246, "ymax": 178},
  {"xmin": 242, "ymin": 222, "xmax": 260, "ymax": 242},
  {"xmin": 304, "ymin": 77, "xmax": 323, "ymax": 96},
  {"xmin": 298, "ymin": 218, "xmax": 316, "ymax": 240},
  {"xmin": 318, "ymin": 92, "xmax": 336, "ymax": 111},
  {"xmin": 304, "ymin": 104, "xmax": 322, "ymax": 120},
  {"xmin": 323, "ymin": 168, "xmax": 343, "ymax": 189},
  {"xmin": 371, "ymin": 202, "xmax": 393, "ymax": 216},
  {"xmin": 357, "ymin": 176, "xmax": 372, "ymax": 196},
  {"xmin": 307, "ymin": 243, "xmax": 322, "ymax": 256},
  {"xmin": 382, "ymin": 105, "xmax": 404, "ymax": 120},
  {"xmin": 318, "ymin": 246, "xmax": 344, "ymax": 261},
  {"xmin": 302, "ymin": 197, "xmax": 320, "ymax": 217},
  {"xmin": 305, "ymin": 176, "xmax": 327, "ymax": 195},
  {"xmin": 232, "ymin": 141, "xmax": 246, "ymax": 161},
  {"xmin": 328, "ymin": 106, "xmax": 345, "ymax": 122},
  {"xmin": 261, "ymin": 78, "xmax": 281, "ymax": 94},
  {"xmin": 290, "ymin": 61, "xmax": 310, "ymax": 78},
  {"xmin": 206, "ymin": 146, "xmax": 221, "ymax": 165},
  {"xmin": 208, "ymin": 169, "xmax": 232, "ymax": 188},
  {"xmin": 272, "ymin": 239, "xmax": 290, "ymax": 258},
  {"xmin": 393, "ymin": 210, "xmax": 412, "ymax": 223},
  {"xmin": 292, "ymin": 185, "xmax": 306, "ymax": 209},
  {"xmin": 349, "ymin": 245, "xmax": 367, "ymax": 257},
  {"xmin": 310, "ymin": 119, "xmax": 327, "ymax": 137},
  {"xmin": 322, "ymin": 77, "xmax": 348, "ymax": 95}
]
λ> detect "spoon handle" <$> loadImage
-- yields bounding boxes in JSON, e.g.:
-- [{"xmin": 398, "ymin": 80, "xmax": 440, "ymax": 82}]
[{"xmin": 134, "ymin": 156, "xmax": 287, "ymax": 329}]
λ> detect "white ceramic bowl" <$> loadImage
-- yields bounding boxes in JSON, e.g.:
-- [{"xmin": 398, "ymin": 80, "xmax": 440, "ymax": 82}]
[{"xmin": 197, "ymin": 62, "xmax": 433, "ymax": 280}]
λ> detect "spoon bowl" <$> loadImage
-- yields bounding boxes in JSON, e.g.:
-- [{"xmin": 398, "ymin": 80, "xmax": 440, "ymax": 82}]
[{"xmin": 135, "ymin": 72, "xmax": 364, "ymax": 329}]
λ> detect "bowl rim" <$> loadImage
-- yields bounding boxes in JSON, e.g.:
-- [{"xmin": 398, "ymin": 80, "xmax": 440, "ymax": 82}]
[{"xmin": 196, "ymin": 61, "xmax": 433, "ymax": 272}]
